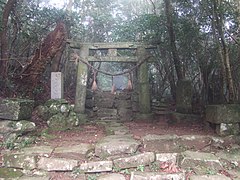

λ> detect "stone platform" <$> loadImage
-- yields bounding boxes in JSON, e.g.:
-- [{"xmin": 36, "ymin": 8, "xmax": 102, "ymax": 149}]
[{"xmin": 1, "ymin": 120, "xmax": 240, "ymax": 180}]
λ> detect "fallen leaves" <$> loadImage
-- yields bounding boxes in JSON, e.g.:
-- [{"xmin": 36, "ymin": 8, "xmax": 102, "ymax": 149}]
[{"xmin": 160, "ymin": 162, "xmax": 181, "ymax": 173}]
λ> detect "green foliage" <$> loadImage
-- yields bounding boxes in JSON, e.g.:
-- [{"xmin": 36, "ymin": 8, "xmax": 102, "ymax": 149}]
[
  {"xmin": 121, "ymin": 168, "xmax": 131, "ymax": 175},
  {"xmin": 136, "ymin": 164, "xmax": 145, "ymax": 172},
  {"xmin": 87, "ymin": 174, "xmax": 98, "ymax": 180},
  {"xmin": 149, "ymin": 162, "xmax": 160, "ymax": 172},
  {"xmin": 113, "ymin": 165, "xmax": 121, "ymax": 172},
  {"xmin": 1, "ymin": 0, "xmax": 240, "ymax": 103}
]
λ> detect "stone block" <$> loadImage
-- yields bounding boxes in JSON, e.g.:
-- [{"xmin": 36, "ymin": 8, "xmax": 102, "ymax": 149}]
[
  {"xmin": 116, "ymin": 92, "xmax": 131, "ymax": 100},
  {"xmin": 113, "ymin": 152, "xmax": 155, "ymax": 169},
  {"xmin": 3, "ymin": 153, "xmax": 37, "ymax": 170},
  {"xmin": 20, "ymin": 146, "xmax": 54, "ymax": 156},
  {"xmin": 118, "ymin": 108, "xmax": 134, "ymax": 121},
  {"xmin": 178, "ymin": 151, "xmax": 223, "ymax": 174},
  {"xmin": 18, "ymin": 176, "xmax": 51, "ymax": 180},
  {"xmin": 206, "ymin": 104, "xmax": 240, "ymax": 124},
  {"xmin": 51, "ymin": 72, "xmax": 64, "ymax": 99},
  {"xmin": 0, "ymin": 98, "xmax": 34, "ymax": 120},
  {"xmin": 130, "ymin": 171, "xmax": 185, "ymax": 180},
  {"xmin": 116, "ymin": 100, "xmax": 132, "ymax": 109},
  {"xmin": 47, "ymin": 113, "xmax": 67, "ymax": 130},
  {"xmin": 98, "ymin": 173, "xmax": 125, "ymax": 180},
  {"xmin": 95, "ymin": 135, "xmax": 140, "ymax": 158},
  {"xmin": 80, "ymin": 161, "xmax": 112, "ymax": 172},
  {"xmin": 216, "ymin": 150, "xmax": 240, "ymax": 168},
  {"xmin": 156, "ymin": 153, "xmax": 178, "ymax": 164},
  {"xmin": 37, "ymin": 157, "xmax": 78, "ymax": 171},
  {"xmin": 179, "ymin": 135, "xmax": 212, "ymax": 151},
  {"xmin": 95, "ymin": 98, "xmax": 114, "ymax": 108},
  {"xmin": 216, "ymin": 123, "xmax": 240, "ymax": 136},
  {"xmin": 54, "ymin": 144, "xmax": 94, "ymax": 155},
  {"xmin": 189, "ymin": 174, "xmax": 231, "ymax": 180},
  {"xmin": 97, "ymin": 108, "xmax": 118, "ymax": 117},
  {"xmin": 176, "ymin": 79, "xmax": 192, "ymax": 114},
  {"xmin": 105, "ymin": 126, "xmax": 129, "ymax": 135},
  {"xmin": 0, "ymin": 167, "xmax": 23, "ymax": 179},
  {"xmin": 142, "ymin": 134, "xmax": 180, "ymax": 153}
]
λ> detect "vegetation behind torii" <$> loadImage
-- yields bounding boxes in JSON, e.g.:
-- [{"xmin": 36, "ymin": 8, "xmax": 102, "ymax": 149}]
[{"xmin": 0, "ymin": 0, "xmax": 239, "ymax": 107}]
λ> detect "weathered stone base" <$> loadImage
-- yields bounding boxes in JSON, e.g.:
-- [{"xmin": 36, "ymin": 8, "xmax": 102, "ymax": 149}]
[
  {"xmin": 205, "ymin": 104, "xmax": 240, "ymax": 136},
  {"xmin": 0, "ymin": 98, "xmax": 34, "ymax": 120}
]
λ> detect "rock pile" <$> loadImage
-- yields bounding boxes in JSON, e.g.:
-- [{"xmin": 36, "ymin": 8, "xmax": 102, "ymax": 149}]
[
  {"xmin": 0, "ymin": 98, "xmax": 36, "ymax": 148},
  {"xmin": 34, "ymin": 99, "xmax": 87, "ymax": 130}
]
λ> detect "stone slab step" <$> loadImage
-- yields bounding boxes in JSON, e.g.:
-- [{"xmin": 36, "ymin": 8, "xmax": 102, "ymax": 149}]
[
  {"xmin": 19, "ymin": 146, "xmax": 54, "ymax": 156},
  {"xmin": 142, "ymin": 134, "xmax": 213, "ymax": 153},
  {"xmin": 17, "ymin": 176, "xmax": 50, "ymax": 180},
  {"xmin": 95, "ymin": 135, "xmax": 140, "ymax": 158},
  {"xmin": 189, "ymin": 174, "xmax": 231, "ymax": 180},
  {"xmin": 98, "ymin": 173, "xmax": 125, "ymax": 180},
  {"xmin": 142, "ymin": 134, "xmax": 180, "ymax": 153},
  {"xmin": 54, "ymin": 143, "xmax": 94, "ymax": 155},
  {"xmin": 130, "ymin": 171, "xmax": 185, "ymax": 180},
  {"xmin": 105, "ymin": 126, "xmax": 129, "ymax": 135},
  {"xmin": 3, "ymin": 153, "xmax": 38, "ymax": 170},
  {"xmin": 178, "ymin": 151, "xmax": 223, "ymax": 175},
  {"xmin": 37, "ymin": 157, "xmax": 78, "ymax": 171},
  {"xmin": 113, "ymin": 152, "xmax": 155, "ymax": 169},
  {"xmin": 80, "ymin": 161, "xmax": 112, "ymax": 173},
  {"xmin": 153, "ymin": 111, "xmax": 170, "ymax": 115},
  {"xmin": 156, "ymin": 153, "xmax": 178, "ymax": 164}
]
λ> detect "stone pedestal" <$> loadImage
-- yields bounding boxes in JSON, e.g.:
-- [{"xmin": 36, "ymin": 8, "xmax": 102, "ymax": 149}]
[
  {"xmin": 206, "ymin": 104, "xmax": 240, "ymax": 136},
  {"xmin": 51, "ymin": 72, "xmax": 64, "ymax": 99},
  {"xmin": 176, "ymin": 80, "xmax": 192, "ymax": 114},
  {"xmin": 0, "ymin": 98, "xmax": 34, "ymax": 120}
]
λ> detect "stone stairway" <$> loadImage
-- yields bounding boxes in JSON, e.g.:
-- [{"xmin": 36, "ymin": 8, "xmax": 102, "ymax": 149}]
[
  {"xmin": 151, "ymin": 100, "xmax": 170, "ymax": 116},
  {"xmin": 1, "ymin": 120, "xmax": 240, "ymax": 180}
]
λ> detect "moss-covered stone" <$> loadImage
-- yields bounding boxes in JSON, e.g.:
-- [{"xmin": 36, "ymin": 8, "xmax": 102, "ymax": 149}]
[
  {"xmin": 0, "ymin": 167, "xmax": 23, "ymax": 178},
  {"xmin": 206, "ymin": 104, "xmax": 240, "ymax": 124},
  {"xmin": 67, "ymin": 111, "xmax": 80, "ymax": 127},
  {"xmin": 10, "ymin": 120, "xmax": 36, "ymax": 133},
  {"xmin": 47, "ymin": 113, "xmax": 68, "ymax": 131},
  {"xmin": 216, "ymin": 123, "xmax": 240, "ymax": 136},
  {"xmin": 3, "ymin": 153, "xmax": 38, "ymax": 170},
  {"xmin": 0, "ymin": 98, "xmax": 34, "ymax": 120},
  {"xmin": 35, "ymin": 105, "xmax": 50, "ymax": 121},
  {"xmin": 44, "ymin": 99, "xmax": 68, "ymax": 107}
]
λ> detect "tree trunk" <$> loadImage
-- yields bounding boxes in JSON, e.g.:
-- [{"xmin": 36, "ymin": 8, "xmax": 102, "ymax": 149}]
[
  {"xmin": 164, "ymin": 0, "xmax": 184, "ymax": 81},
  {"xmin": 212, "ymin": 0, "xmax": 235, "ymax": 103},
  {"xmin": 0, "ymin": 0, "xmax": 19, "ymax": 78},
  {"xmin": 16, "ymin": 21, "xmax": 67, "ymax": 96}
]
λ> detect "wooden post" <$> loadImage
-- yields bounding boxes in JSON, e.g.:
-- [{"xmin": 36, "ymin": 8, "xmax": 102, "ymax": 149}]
[
  {"xmin": 137, "ymin": 47, "xmax": 151, "ymax": 114},
  {"xmin": 74, "ymin": 45, "xmax": 89, "ymax": 113}
]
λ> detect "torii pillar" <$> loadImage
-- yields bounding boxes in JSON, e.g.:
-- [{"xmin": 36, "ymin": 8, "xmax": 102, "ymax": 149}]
[
  {"xmin": 74, "ymin": 45, "xmax": 88, "ymax": 113},
  {"xmin": 137, "ymin": 47, "xmax": 151, "ymax": 114}
]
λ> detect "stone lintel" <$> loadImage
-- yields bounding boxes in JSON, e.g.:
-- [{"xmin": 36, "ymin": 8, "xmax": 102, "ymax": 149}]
[
  {"xmin": 87, "ymin": 56, "xmax": 138, "ymax": 62},
  {"xmin": 67, "ymin": 41, "xmax": 156, "ymax": 50}
]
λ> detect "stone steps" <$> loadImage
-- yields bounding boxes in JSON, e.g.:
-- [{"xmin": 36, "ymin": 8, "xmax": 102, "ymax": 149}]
[
  {"xmin": 151, "ymin": 100, "xmax": 170, "ymax": 116},
  {"xmin": 1, "ymin": 121, "xmax": 240, "ymax": 180}
]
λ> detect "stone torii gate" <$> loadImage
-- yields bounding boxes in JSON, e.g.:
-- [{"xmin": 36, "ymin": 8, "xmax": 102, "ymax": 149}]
[{"xmin": 68, "ymin": 41, "xmax": 156, "ymax": 116}]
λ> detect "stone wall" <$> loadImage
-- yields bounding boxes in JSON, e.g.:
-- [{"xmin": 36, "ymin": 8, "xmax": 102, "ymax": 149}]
[{"xmin": 85, "ymin": 90, "xmax": 138, "ymax": 121}]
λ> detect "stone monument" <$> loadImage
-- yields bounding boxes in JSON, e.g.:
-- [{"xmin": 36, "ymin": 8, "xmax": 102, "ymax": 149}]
[{"xmin": 51, "ymin": 72, "xmax": 64, "ymax": 99}]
